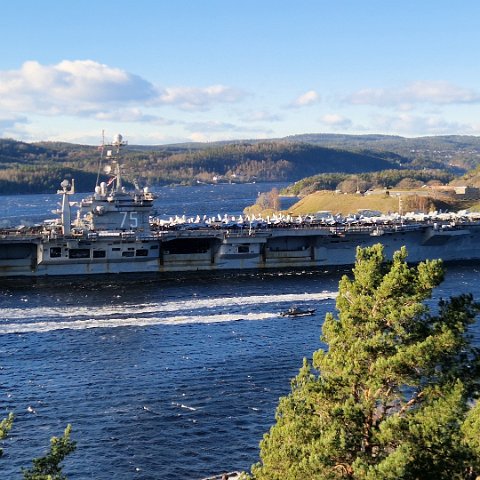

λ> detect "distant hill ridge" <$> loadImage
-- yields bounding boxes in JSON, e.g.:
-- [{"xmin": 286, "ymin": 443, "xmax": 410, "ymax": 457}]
[{"xmin": 0, "ymin": 133, "xmax": 479, "ymax": 194}]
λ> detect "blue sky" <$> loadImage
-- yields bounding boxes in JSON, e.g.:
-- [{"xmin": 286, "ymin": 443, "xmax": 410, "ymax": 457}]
[{"xmin": 1, "ymin": 0, "xmax": 479, "ymax": 145}]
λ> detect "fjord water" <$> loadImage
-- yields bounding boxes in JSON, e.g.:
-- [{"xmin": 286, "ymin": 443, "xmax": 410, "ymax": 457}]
[{"xmin": 1, "ymin": 183, "xmax": 479, "ymax": 479}]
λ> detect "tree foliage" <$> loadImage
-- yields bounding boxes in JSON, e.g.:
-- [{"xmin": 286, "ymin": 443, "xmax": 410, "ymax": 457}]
[
  {"xmin": 3, "ymin": 135, "xmax": 479, "ymax": 194},
  {"xmin": 250, "ymin": 245, "xmax": 480, "ymax": 479},
  {"xmin": 285, "ymin": 133, "xmax": 480, "ymax": 170},
  {"xmin": 0, "ymin": 413, "xmax": 76, "ymax": 479},
  {"xmin": 22, "ymin": 424, "xmax": 76, "ymax": 480},
  {"xmin": 243, "ymin": 188, "xmax": 282, "ymax": 216},
  {"xmin": 0, "ymin": 139, "xmax": 401, "ymax": 193},
  {"xmin": 286, "ymin": 169, "xmax": 454, "ymax": 196},
  {"xmin": 0, "ymin": 413, "xmax": 14, "ymax": 457}
]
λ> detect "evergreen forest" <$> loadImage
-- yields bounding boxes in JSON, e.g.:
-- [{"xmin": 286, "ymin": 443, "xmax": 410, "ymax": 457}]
[{"xmin": 1, "ymin": 133, "xmax": 480, "ymax": 194}]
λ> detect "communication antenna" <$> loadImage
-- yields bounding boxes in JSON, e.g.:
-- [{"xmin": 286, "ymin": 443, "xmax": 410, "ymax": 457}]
[
  {"xmin": 95, "ymin": 129, "xmax": 106, "ymax": 187},
  {"xmin": 111, "ymin": 134, "xmax": 127, "ymax": 190}
]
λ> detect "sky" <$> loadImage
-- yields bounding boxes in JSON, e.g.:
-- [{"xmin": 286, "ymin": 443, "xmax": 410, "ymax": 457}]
[{"xmin": 1, "ymin": 0, "xmax": 480, "ymax": 145}]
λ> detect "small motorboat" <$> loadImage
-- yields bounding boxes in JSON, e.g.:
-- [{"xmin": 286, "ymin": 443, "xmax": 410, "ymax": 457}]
[
  {"xmin": 280, "ymin": 306, "xmax": 316, "ymax": 317},
  {"xmin": 200, "ymin": 472, "xmax": 241, "ymax": 480}
]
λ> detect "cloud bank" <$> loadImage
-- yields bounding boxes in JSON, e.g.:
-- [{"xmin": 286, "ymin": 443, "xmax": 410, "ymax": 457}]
[
  {"xmin": 346, "ymin": 81, "xmax": 480, "ymax": 107},
  {"xmin": 0, "ymin": 60, "xmax": 247, "ymax": 120},
  {"xmin": 371, "ymin": 113, "xmax": 473, "ymax": 135},
  {"xmin": 158, "ymin": 85, "xmax": 246, "ymax": 110},
  {"xmin": 1, "ymin": 60, "xmax": 478, "ymax": 142}
]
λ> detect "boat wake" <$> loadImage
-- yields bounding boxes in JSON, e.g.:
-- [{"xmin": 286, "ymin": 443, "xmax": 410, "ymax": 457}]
[
  {"xmin": 0, "ymin": 291, "xmax": 336, "ymax": 334},
  {"xmin": 0, "ymin": 312, "xmax": 279, "ymax": 334}
]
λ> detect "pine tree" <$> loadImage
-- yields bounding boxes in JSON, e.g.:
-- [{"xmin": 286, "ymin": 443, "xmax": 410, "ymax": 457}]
[
  {"xmin": 0, "ymin": 413, "xmax": 14, "ymax": 457},
  {"xmin": 250, "ymin": 244, "xmax": 480, "ymax": 479},
  {"xmin": 22, "ymin": 425, "xmax": 76, "ymax": 480}
]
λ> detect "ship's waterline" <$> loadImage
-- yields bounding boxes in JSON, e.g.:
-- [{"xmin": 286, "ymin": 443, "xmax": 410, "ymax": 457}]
[{"xmin": 3, "ymin": 221, "xmax": 480, "ymax": 277}]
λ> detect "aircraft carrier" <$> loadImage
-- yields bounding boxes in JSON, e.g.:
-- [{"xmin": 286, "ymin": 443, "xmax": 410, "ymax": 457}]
[{"xmin": 1, "ymin": 134, "xmax": 480, "ymax": 278}]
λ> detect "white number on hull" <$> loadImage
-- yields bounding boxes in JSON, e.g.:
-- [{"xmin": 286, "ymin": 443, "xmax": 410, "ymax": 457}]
[{"xmin": 121, "ymin": 212, "xmax": 138, "ymax": 229}]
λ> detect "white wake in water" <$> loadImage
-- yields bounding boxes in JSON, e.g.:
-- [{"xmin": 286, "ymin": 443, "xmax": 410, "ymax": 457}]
[
  {"xmin": 1, "ymin": 292, "xmax": 333, "ymax": 321},
  {"xmin": 0, "ymin": 312, "xmax": 279, "ymax": 334},
  {"xmin": 0, "ymin": 291, "xmax": 337, "ymax": 334}
]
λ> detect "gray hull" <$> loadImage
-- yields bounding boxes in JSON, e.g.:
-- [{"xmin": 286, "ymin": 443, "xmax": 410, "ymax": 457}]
[{"xmin": 1, "ymin": 223, "xmax": 479, "ymax": 277}]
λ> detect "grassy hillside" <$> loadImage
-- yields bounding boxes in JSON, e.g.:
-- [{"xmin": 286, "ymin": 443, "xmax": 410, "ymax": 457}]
[
  {"xmin": 282, "ymin": 190, "xmax": 473, "ymax": 216},
  {"xmin": 286, "ymin": 191, "xmax": 400, "ymax": 215}
]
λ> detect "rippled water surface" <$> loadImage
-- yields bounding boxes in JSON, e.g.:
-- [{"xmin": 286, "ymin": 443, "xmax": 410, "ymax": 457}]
[{"xmin": 0, "ymin": 184, "xmax": 479, "ymax": 479}]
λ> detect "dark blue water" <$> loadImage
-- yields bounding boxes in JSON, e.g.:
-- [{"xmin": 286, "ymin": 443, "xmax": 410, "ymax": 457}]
[{"xmin": 0, "ymin": 184, "xmax": 479, "ymax": 479}]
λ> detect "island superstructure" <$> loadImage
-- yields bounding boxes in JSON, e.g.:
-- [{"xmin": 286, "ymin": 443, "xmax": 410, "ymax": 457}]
[{"xmin": 1, "ymin": 134, "xmax": 480, "ymax": 278}]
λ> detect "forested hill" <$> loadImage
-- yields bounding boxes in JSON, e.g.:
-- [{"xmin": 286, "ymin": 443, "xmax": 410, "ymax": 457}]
[
  {"xmin": 0, "ymin": 139, "xmax": 400, "ymax": 194},
  {"xmin": 1, "ymin": 133, "xmax": 479, "ymax": 194},
  {"xmin": 283, "ymin": 133, "xmax": 480, "ymax": 170},
  {"xmin": 148, "ymin": 142, "xmax": 400, "ymax": 183}
]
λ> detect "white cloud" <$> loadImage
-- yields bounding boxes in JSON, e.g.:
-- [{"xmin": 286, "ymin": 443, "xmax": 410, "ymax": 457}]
[
  {"xmin": 0, "ymin": 60, "xmax": 156, "ymax": 115},
  {"xmin": 346, "ymin": 81, "xmax": 480, "ymax": 107},
  {"xmin": 0, "ymin": 60, "xmax": 247, "ymax": 119},
  {"xmin": 157, "ymin": 85, "xmax": 247, "ymax": 110},
  {"xmin": 186, "ymin": 129, "xmax": 272, "ymax": 143},
  {"xmin": 189, "ymin": 132, "xmax": 209, "ymax": 142},
  {"xmin": 184, "ymin": 120, "xmax": 273, "ymax": 136},
  {"xmin": 240, "ymin": 110, "xmax": 282, "ymax": 122},
  {"xmin": 371, "ymin": 113, "xmax": 474, "ymax": 135},
  {"xmin": 0, "ymin": 115, "xmax": 28, "ymax": 130},
  {"xmin": 319, "ymin": 114, "xmax": 352, "ymax": 129},
  {"xmin": 94, "ymin": 108, "xmax": 172, "ymax": 124},
  {"xmin": 289, "ymin": 90, "xmax": 321, "ymax": 108},
  {"xmin": 184, "ymin": 120, "xmax": 239, "ymax": 133},
  {"xmin": 0, "ymin": 115, "xmax": 31, "ymax": 139},
  {"xmin": 117, "ymin": 131, "xmax": 188, "ymax": 145}
]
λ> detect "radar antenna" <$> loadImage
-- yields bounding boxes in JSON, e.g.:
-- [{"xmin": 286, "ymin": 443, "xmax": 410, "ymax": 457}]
[
  {"xmin": 95, "ymin": 132, "xmax": 128, "ymax": 192},
  {"xmin": 57, "ymin": 179, "xmax": 75, "ymax": 235}
]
